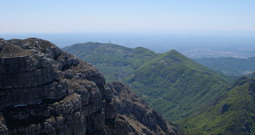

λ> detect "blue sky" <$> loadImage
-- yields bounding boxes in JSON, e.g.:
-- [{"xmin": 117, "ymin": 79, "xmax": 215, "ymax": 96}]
[{"xmin": 0, "ymin": 0, "xmax": 255, "ymax": 34}]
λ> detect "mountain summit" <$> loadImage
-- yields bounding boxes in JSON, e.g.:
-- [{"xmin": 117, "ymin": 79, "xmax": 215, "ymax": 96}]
[{"xmin": 126, "ymin": 48, "xmax": 230, "ymax": 121}]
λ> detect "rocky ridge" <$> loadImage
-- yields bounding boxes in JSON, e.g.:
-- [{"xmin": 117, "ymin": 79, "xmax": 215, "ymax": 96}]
[{"xmin": 0, "ymin": 38, "xmax": 182, "ymax": 135}]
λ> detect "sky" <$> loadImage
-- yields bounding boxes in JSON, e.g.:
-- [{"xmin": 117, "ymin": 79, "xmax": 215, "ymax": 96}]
[{"xmin": 0, "ymin": 0, "xmax": 255, "ymax": 34}]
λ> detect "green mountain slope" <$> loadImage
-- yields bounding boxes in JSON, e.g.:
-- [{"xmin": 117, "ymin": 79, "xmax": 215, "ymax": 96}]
[
  {"xmin": 63, "ymin": 42, "xmax": 231, "ymax": 123},
  {"xmin": 181, "ymin": 76, "xmax": 255, "ymax": 135},
  {"xmin": 195, "ymin": 57, "xmax": 255, "ymax": 76},
  {"xmin": 63, "ymin": 42, "xmax": 157, "ymax": 82},
  {"xmin": 125, "ymin": 50, "xmax": 230, "ymax": 121}
]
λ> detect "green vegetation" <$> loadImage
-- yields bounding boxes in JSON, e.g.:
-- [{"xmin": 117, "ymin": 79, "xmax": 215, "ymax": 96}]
[
  {"xmin": 63, "ymin": 42, "xmax": 157, "ymax": 82},
  {"xmin": 195, "ymin": 57, "xmax": 255, "ymax": 76},
  {"xmin": 63, "ymin": 42, "xmax": 255, "ymax": 134},
  {"xmin": 63, "ymin": 42, "xmax": 231, "ymax": 121},
  {"xmin": 180, "ymin": 76, "xmax": 255, "ymax": 135},
  {"xmin": 125, "ymin": 50, "xmax": 230, "ymax": 121}
]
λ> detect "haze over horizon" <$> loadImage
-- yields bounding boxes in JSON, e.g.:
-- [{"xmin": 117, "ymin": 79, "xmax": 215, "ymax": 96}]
[{"xmin": 1, "ymin": 0, "xmax": 255, "ymax": 58}]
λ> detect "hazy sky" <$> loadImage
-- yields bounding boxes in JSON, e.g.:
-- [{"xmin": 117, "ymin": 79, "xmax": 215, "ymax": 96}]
[{"xmin": 1, "ymin": 0, "xmax": 255, "ymax": 34}]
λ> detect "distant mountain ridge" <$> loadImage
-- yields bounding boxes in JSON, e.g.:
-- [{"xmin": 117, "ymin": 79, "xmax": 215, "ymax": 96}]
[
  {"xmin": 63, "ymin": 42, "xmax": 231, "ymax": 122},
  {"xmin": 64, "ymin": 42, "xmax": 157, "ymax": 82},
  {"xmin": 64, "ymin": 42, "xmax": 255, "ymax": 135}
]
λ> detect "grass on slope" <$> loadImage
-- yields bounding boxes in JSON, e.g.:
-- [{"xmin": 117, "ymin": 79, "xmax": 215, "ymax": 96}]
[
  {"xmin": 180, "ymin": 76, "xmax": 255, "ymax": 135},
  {"xmin": 63, "ymin": 42, "xmax": 157, "ymax": 82},
  {"xmin": 64, "ymin": 43, "xmax": 235, "ymax": 128},
  {"xmin": 125, "ymin": 50, "xmax": 230, "ymax": 121}
]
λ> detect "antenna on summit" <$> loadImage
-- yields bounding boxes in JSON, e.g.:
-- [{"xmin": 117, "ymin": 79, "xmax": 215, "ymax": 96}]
[{"xmin": 108, "ymin": 40, "xmax": 111, "ymax": 44}]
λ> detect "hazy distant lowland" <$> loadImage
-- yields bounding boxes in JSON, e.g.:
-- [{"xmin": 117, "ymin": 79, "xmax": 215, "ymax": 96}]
[{"xmin": 2, "ymin": 32, "xmax": 255, "ymax": 58}]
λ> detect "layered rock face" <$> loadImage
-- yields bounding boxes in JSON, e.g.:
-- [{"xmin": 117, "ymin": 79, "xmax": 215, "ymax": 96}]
[{"xmin": 0, "ymin": 38, "xmax": 182, "ymax": 135}]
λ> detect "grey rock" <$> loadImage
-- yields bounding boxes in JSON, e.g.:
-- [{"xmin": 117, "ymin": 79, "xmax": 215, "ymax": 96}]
[
  {"xmin": 65, "ymin": 70, "xmax": 74, "ymax": 79},
  {"xmin": 104, "ymin": 82, "xmax": 183, "ymax": 135}
]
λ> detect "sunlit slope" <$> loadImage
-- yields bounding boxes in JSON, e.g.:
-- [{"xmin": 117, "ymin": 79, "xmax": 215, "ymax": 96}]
[
  {"xmin": 63, "ymin": 42, "xmax": 157, "ymax": 82},
  {"xmin": 125, "ymin": 50, "xmax": 230, "ymax": 121},
  {"xmin": 181, "ymin": 76, "xmax": 255, "ymax": 135},
  {"xmin": 64, "ymin": 43, "xmax": 231, "ymax": 122}
]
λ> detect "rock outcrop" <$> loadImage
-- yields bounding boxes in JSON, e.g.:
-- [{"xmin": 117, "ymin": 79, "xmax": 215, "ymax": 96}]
[{"xmin": 0, "ymin": 38, "xmax": 182, "ymax": 135}]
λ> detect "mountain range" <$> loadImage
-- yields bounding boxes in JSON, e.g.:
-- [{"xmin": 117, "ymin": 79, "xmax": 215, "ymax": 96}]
[
  {"xmin": 63, "ymin": 42, "xmax": 230, "ymax": 121},
  {"xmin": 63, "ymin": 42, "xmax": 255, "ymax": 134}
]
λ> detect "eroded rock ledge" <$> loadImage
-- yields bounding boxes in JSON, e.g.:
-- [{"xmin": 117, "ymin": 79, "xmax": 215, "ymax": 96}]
[{"xmin": 0, "ymin": 38, "xmax": 182, "ymax": 135}]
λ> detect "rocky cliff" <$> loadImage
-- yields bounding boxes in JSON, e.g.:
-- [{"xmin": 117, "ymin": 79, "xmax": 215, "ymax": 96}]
[{"xmin": 0, "ymin": 38, "xmax": 182, "ymax": 135}]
